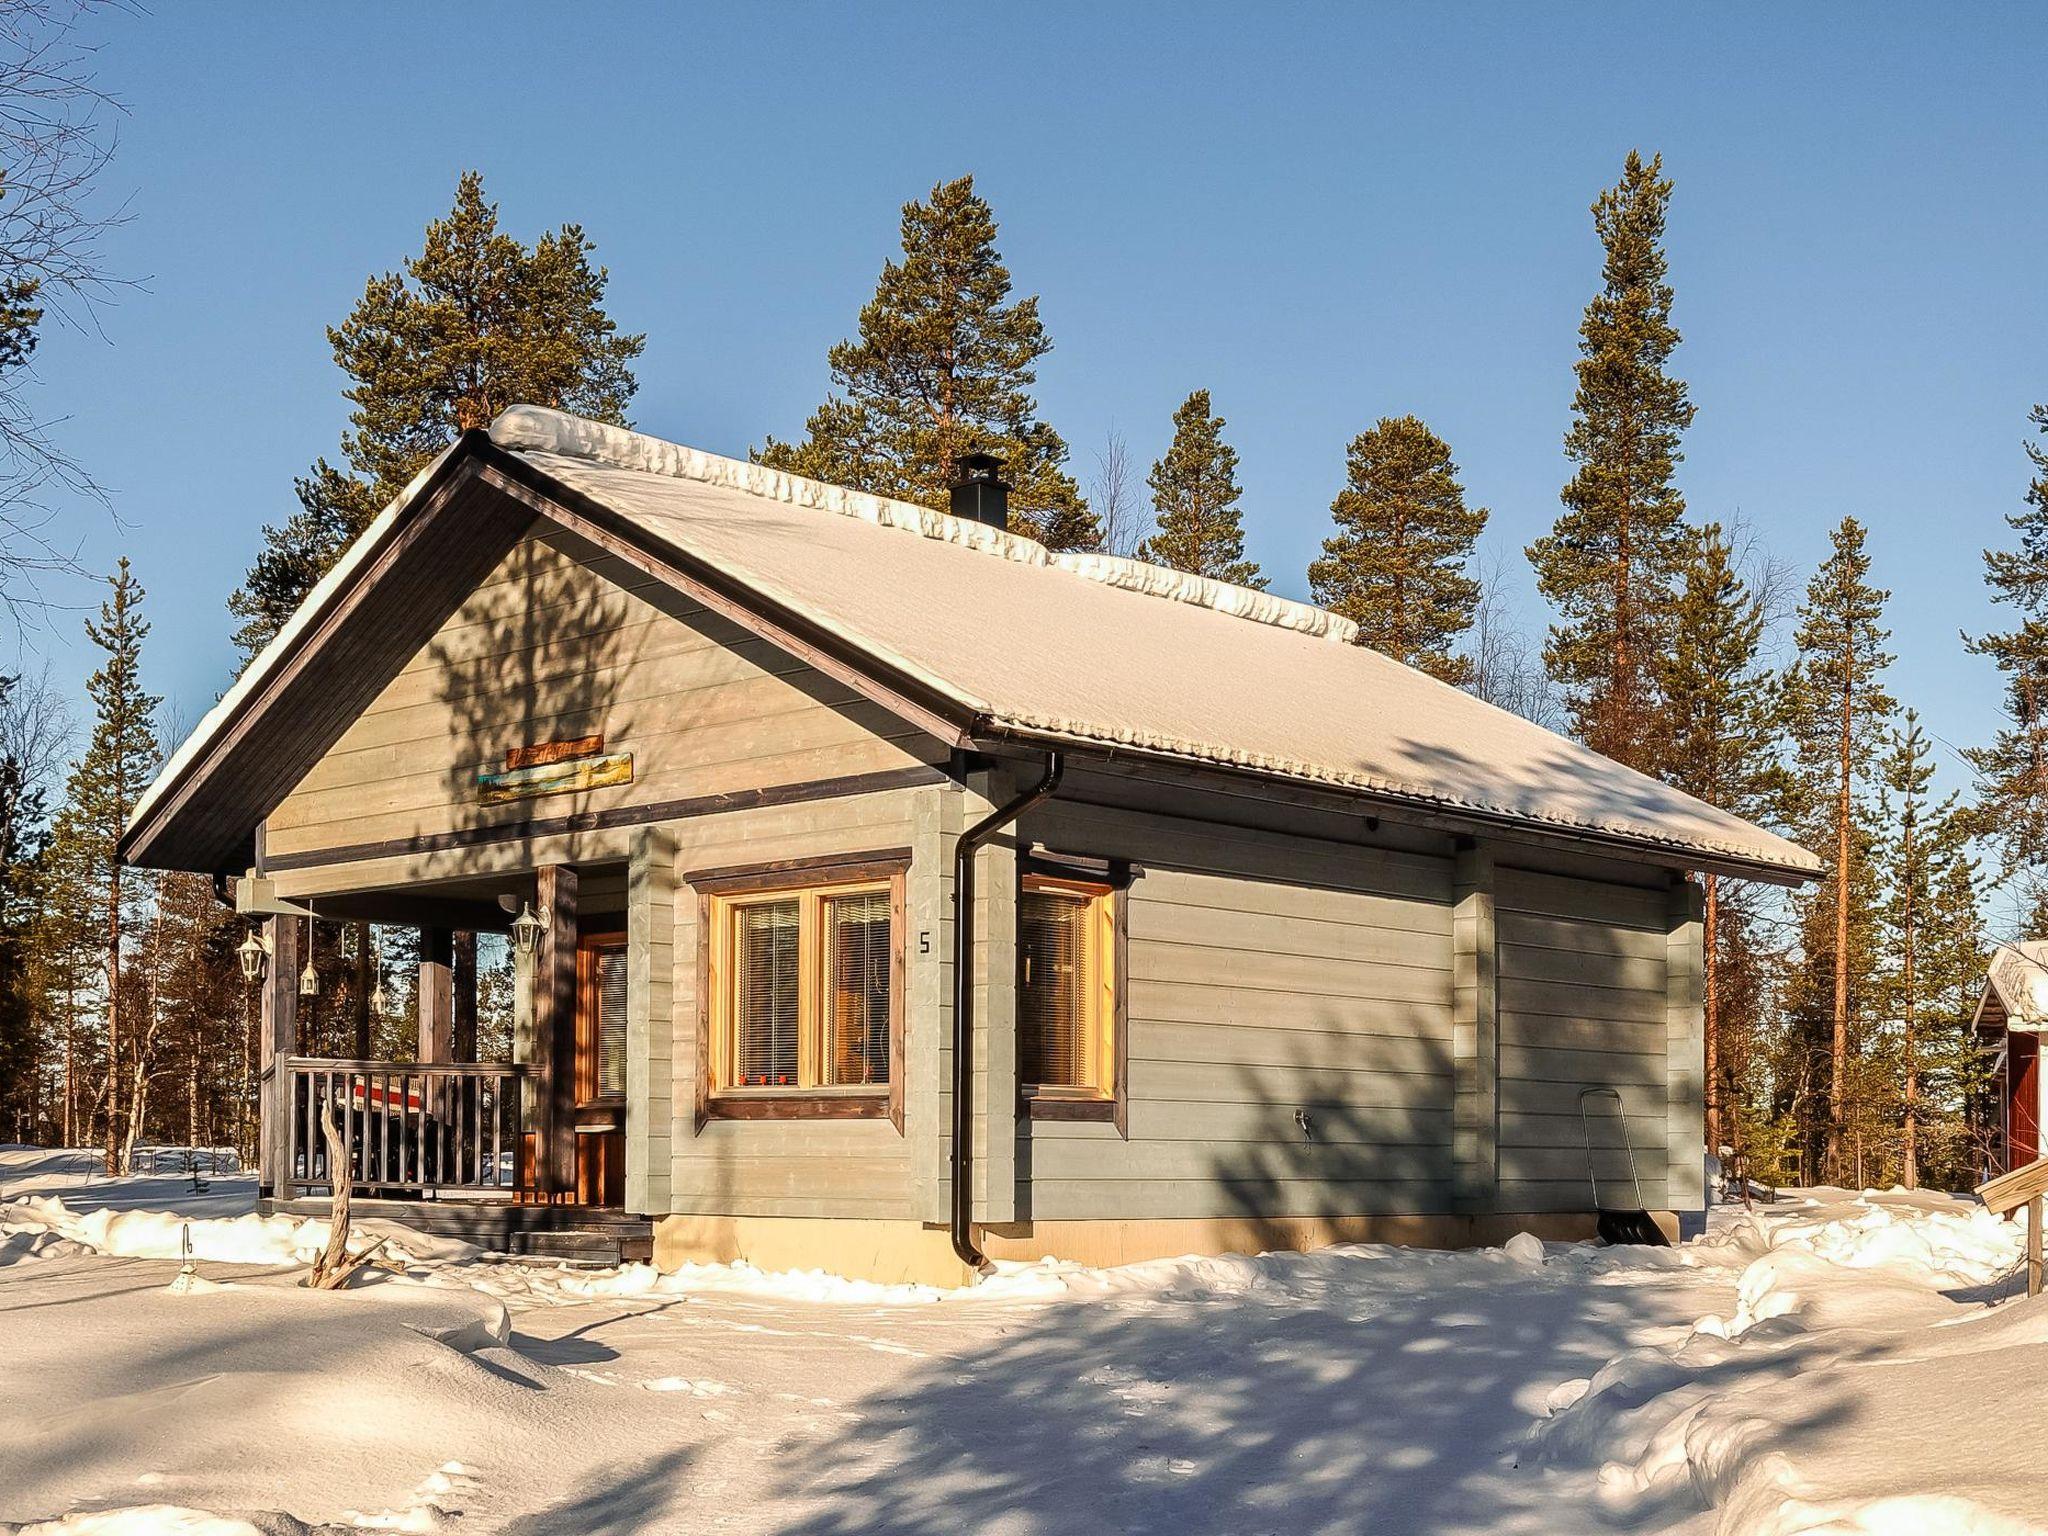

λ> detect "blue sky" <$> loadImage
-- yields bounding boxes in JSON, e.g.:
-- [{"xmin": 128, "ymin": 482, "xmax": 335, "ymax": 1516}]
[{"xmin": 13, "ymin": 4, "xmax": 2047, "ymax": 797}]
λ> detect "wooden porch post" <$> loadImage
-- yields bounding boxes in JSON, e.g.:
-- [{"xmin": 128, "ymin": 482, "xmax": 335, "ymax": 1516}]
[
  {"xmin": 453, "ymin": 932, "xmax": 478, "ymax": 1062},
  {"xmin": 417, "ymin": 927, "xmax": 454, "ymax": 1065},
  {"xmin": 534, "ymin": 866, "xmax": 578, "ymax": 1200},
  {"xmin": 258, "ymin": 915, "xmax": 300, "ymax": 1198}
]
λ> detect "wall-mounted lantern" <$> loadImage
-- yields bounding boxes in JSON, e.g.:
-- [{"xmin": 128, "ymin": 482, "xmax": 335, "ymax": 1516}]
[
  {"xmin": 236, "ymin": 927, "xmax": 270, "ymax": 983},
  {"xmin": 510, "ymin": 901, "xmax": 548, "ymax": 958}
]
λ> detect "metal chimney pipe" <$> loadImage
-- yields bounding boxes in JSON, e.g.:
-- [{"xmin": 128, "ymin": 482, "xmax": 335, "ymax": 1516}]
[{"xmin": 948, "ymin": 451, "xmax": 1011, "ymax": 531}]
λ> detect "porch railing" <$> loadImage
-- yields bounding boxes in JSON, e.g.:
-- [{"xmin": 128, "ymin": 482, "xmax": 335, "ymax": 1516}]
[{"xmin": 282, "ymin": 1057, "xmax": 525, "ymax": 1201}]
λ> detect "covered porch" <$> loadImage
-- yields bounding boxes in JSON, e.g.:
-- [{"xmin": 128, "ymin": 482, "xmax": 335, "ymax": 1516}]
[{"xmin": 248, "ymin": 859, "xmax": 652, "ymax": 1259}]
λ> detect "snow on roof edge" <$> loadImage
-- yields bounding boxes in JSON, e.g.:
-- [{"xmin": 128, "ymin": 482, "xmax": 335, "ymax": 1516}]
[
  {"xmin": 985, "ymin": 711, "xmax": 1823, "ymax": 875},
  {"xmin": 123, "ymin": 444, "xmax": 462, "ymax": 849},
  {"xmin": 487, "ymin": 405, "xmax": 1360, "ymax": 645}
]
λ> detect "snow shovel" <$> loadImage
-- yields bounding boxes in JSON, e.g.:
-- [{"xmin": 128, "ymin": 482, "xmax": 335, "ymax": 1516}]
[{"xmin": 1578, "ymin": 1086, "xmax": 1669, "ymax": 1246}]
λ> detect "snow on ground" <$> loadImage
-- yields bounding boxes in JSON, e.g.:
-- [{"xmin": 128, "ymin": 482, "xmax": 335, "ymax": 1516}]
[{"xmin": 1, "ymin": 1148, "xmax": 2042, "ymax": 1536}]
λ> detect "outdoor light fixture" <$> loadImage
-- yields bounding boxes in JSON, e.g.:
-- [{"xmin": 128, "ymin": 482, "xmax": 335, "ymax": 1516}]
[
  {"xmin": 510, "ymin": 901, "xmax": 548, "ymax": 957},
  {"xmin": 297, "ymin": 918, "xmax": 319, "ymax": 997},
  {"xmin": 236, "ymin": 927, "xmax": 270, "ymax": 983}
]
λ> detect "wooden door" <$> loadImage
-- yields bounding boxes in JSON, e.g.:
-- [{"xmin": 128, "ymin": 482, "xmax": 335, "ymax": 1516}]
[
  {"xmin": 2013, "ymin": 1032, "xmax": 2040, "ymax": 1173},
  {"xmin": 574, "ymin": 931, "xmax": 628, "ymax": 1206}
]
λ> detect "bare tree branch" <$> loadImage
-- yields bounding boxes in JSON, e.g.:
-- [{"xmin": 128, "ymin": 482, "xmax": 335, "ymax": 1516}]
[
  {"xmin": 0, "ymin": 0, "xmax": 134, "ymax": 618},
  {"xmin": 1462, "ymin": 547, "xmax": 1563, "ymax": 728},
  {"xmin": 1090, "ymin": 425, "xmax": 1145, "ymax": 558}
]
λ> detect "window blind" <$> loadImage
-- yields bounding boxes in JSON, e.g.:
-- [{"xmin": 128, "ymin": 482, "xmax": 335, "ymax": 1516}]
[
  {"xmin": 734, "ymin": 898, "xmax": 800, "ymax": 1086},
  {"xmin": 822, "ymin": 890, "xmax": 891, "ymax": 1086},
  {"xmin": 1020, "ymin": 889, "xmax": 1089, "ymax": 1088},
  {"xmin": 596, "ymin": 947, "xmax": 628, "ymax": 1098}
]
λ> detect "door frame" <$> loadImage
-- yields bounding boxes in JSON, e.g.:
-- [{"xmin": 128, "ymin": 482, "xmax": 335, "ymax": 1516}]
[{"xmin": 573, "ymin": 926, "xmax": 628, "ymax": 1205}]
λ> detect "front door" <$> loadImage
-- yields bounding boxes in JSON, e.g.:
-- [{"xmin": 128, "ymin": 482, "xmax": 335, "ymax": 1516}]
[
  {"xmin": 2013, "ymin": 1031, "xmax": 2040, "ymax": 1174},
  {"xmin": 574, "ymin": 930, "xmax": 628, "ymax": 1205}
]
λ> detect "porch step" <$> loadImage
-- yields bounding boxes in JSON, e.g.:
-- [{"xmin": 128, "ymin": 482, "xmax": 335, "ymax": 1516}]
[
  {"xmin": 264, "ymin": 1196, "xmax": 653, "ymax": 1266},
  {"xmin": 510, "ymin": 1227, "xmax": 654, "ymax": 1266}
]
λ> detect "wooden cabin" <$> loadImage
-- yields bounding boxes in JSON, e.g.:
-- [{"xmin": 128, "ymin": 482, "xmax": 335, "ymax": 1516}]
[
  {"xmin": 121, "ymin": 405, "xmax": 1817, "ymax": 1282},
  {"xmin": 1975, "ymin": 942, "xmax": 2048, "ymax": 1177}
]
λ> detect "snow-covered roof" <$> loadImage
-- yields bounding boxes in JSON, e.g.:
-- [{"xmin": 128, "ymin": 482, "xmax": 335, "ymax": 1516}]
[
  {"xmin": 485, "ymin": 407, "xmax": 1814, "ymax": 877},
  {"xmin": 1978, "ymin": 942, "xmax": 2048, "ymax": 1033},
  {"xmin": 125, "ymin": 404, "xmax": 1818, "ymax": 879}
]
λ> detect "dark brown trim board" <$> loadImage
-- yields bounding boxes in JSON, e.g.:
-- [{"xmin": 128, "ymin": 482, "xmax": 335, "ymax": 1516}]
[
  {"xmin": 263, "ymin": 768, "xmax": 946, "ymax": 873},
  {"xmin": 122, "ymin": 447, "xmax": 518, "ymax": 874}
]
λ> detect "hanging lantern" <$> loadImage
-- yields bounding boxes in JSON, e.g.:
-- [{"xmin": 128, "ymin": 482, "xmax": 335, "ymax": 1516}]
[
  {"xmin": 510, "ymin": 901, "xmax": 548, "ymax": 957},
  {"xmin": 369, "ymin": 927, "xmax": 387, "ymax": 1014},
  {"xmin": 297, "ymin": 917, "xmax": 319, "ymax": 997},
  {"xmin": 236, "ymin": 928, "xmax": 269, "ymax": 983}
]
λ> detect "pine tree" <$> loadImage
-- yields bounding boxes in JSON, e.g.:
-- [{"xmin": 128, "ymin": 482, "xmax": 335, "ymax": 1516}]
[
  {"xmin": 1527, "ymin": 150, "xmax": 1696, "ymax": 771},
  {"xmin": 0, "ymin": 675, "xmax": 48, "ymax": 1138},
  {"xmin": 1137, "ymin": 390, "xmax": 1262, "ymax": 587},
  {"xmin": 229, "ymin": 171, "xmax": 645, "ymax": 657},
  {"xmin": 1308, "ymin": 415, "xmax": 1485, "ymax": 682},
  {"xmin": 1965, "ymin": 402, "xmax": 2048, "ymax": 907},
  {"xmin": 1783, "ymin": 518, "xmax": 1894, "ymax": 1182},
  {"xmin": 1874, "ymin": 713, "xmax": 1973, "ymax": 1189},
  {"xmin": 60, "ymin": 559, "xmax": 159, "ymax": 1171},
  {"xmin": 758, "ymin": 175, "xmax": 1095, "ymax": 550},
  {"xmin": 1659, "ymin": 525, "xmax": 1786, "ymax": 1153}
]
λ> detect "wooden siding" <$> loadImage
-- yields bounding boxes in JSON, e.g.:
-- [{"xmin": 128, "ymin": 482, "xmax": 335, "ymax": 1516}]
[
  {"xmin": 625, "ymin": 827, "xmax": 676, "ymax": 1213},
  {"xmin": 1015, "ymin": 801, "xmax": 1458, "ymax": 1224},
  {"xmin": 668, "ymin": 787, "xmax": 943, "ymax": 1221},
  {"xmin": 1494, "ymin": 866, "xmax": 1673, "ymax": 1212},
  {"xmin": 264, "ymin": 526, "xmax": 942, "ymax": 865}
]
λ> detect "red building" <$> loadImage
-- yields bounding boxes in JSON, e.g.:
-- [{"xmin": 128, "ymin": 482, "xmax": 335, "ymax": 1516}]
[{"xmin": 1976, "ymin": 943, "xmax": 2048, "ymax": 1175}]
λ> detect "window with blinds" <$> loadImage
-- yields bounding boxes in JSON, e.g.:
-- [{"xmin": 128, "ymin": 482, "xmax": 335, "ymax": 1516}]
[
  {"xmin": 823, "ymin": 890, "xmax": 891, "ymax": 1087},
  {"xmin": 710, "ymin": 874, "xmax": 899, "ymax": 1103},
  {"xmin": 1019, "ymin": 878, "xmax": 1116, "ymax": 1096},
  {"xmin": 596, "ymin": 947, "xmax": 628, "ymax": 1098},
  {"xmin": 732, "ymin": 897, "xmax": 801, "ymax": 1087}
]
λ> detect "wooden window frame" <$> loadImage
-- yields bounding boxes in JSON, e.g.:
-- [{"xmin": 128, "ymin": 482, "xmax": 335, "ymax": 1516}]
[
  {"xmin": 1017, "ymin": 871, "xmax": 1128, "ymax": 1136},
  {"xmin": 574, "ymin": 929, "xmax": 629, "ymax": 1112},
  {"xmin": 692, "ymin": 849, "xmax": 909, "ymax": 1133}
]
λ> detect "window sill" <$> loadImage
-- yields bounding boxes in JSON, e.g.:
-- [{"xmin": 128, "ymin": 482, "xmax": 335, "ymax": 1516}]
[
  {"xmin": 1021, "ymin": 1094, "xmax": 1119, "ymax": 1123},
  {"xmin": 706, "ymin": 1093, "xmax": 891, "ymax": 1121}
]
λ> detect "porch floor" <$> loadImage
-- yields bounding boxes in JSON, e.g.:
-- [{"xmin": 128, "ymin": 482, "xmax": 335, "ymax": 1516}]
[{"xmin": 262, "ymin": 1195, "xmax": 653, "ymax": 1265}]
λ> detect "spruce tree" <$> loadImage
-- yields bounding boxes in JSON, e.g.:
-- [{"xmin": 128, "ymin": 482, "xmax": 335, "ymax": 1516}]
[
  {"xmin": 1137, "ymin": 390, "xmax": 1262, "ymax": 587},
  {"xmin": 1783, "ymin": 518, "xmax": 1894, "ymax": 1182},
  {"xmin": 1966, "ymin": 401, "xmax": 2048, "ymax": 908},
  {"xmin": 1874, "ymin": 713, "xmax": 1973, "ymax": 1189},
  {"xmin": 1527, "ymin": 150, "xmax": 1696, "ymax": 771},
  {"xmin": 60, "ymin": 559, "xmax": 159, "ymax": 1171},
  {"xmin": 230, "ymin": 171, "xmax": 644, "ymax": 657},
  {"xmin": 1916, "ymin": 849, "xmax": 1992, "ymax": 1188},
  {"xmin": 758, "ymin": 175, "xmax": 1095, "ymax": 550},
  {"xmin": 1658, "ymin": 524, "xmax": 1785, "ymax": 1153},
  {"xmin": 1309, "ymin": 415, "xmax": 1485, "ymax": 682}
]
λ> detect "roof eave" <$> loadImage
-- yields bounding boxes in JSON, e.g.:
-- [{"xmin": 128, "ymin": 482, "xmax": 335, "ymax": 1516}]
[{"xmin": 973, "ymin": 720, "xmax": 1820, "ymax": 886}]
